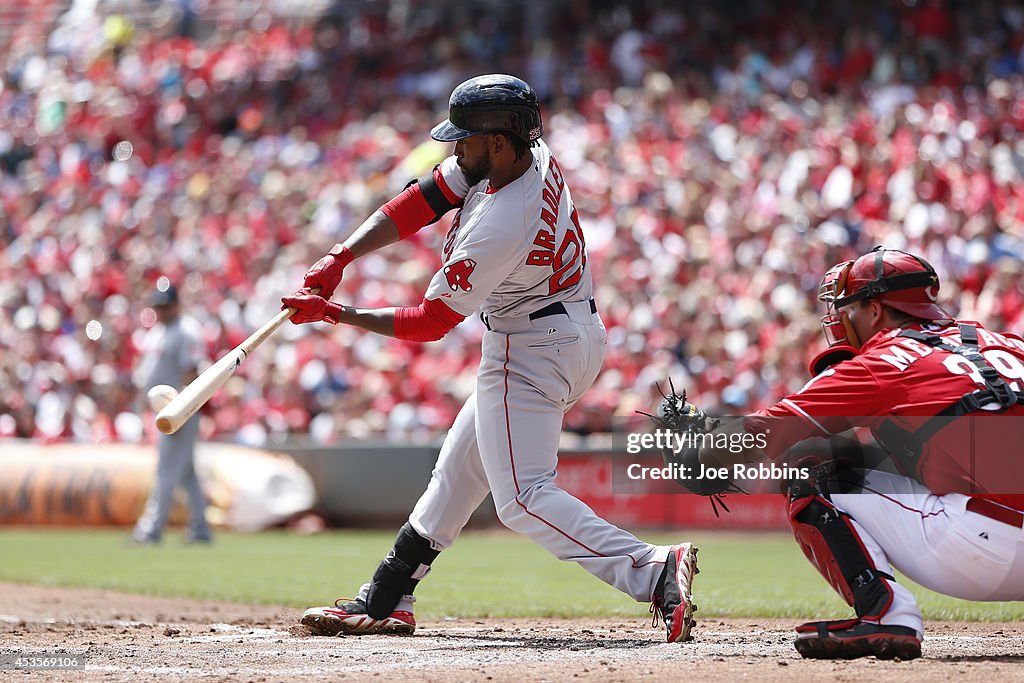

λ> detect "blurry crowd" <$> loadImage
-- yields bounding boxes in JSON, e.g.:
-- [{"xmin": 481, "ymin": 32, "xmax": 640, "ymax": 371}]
[{"xmin": 2, "ymin": 0, "xmax": 1024, "ymax": 446}]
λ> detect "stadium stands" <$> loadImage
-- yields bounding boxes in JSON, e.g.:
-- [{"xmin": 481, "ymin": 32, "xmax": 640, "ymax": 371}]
[{"xmin": 1, "ymin": 0, "xmax": 1022, "ymax": 444}]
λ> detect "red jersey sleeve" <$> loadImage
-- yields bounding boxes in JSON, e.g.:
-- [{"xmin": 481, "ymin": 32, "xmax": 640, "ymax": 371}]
[{"xmin": 753, "ymin": 359, "xmax": 886, "ymax": 459}]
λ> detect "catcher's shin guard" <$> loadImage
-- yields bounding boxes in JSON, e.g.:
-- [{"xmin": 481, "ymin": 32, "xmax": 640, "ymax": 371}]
[
  {"xmin": 365, "ymin": 522, "xmax": 441, "ymax": 619},
  {"xmin": 787, "ymin": 493, "xmax": 894, "ymax": 621}
]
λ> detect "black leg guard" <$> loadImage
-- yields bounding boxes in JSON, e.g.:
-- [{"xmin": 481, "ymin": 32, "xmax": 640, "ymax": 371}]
[
  {"xmin": 788, "ymin": 492, "xmax": 895, "ymax": 620},
  {"xmin": 365, "ymin": 523, "xmax": 441, "ymax": 619}
]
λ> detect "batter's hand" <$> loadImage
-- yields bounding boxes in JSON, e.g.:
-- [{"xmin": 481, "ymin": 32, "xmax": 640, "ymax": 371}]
[
  {"xmin": 302, "ymin": 244, "xmax": 354, "ymax": 300},
  {"xmin": 282, "ymin": 289, "xmax": 343, "ymax": 325}
]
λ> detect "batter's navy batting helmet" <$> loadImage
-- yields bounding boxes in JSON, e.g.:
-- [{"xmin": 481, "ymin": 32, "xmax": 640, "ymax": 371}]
[{"xmin": 431, "ymin": 74, "xmax": 543, "ymax": 145}]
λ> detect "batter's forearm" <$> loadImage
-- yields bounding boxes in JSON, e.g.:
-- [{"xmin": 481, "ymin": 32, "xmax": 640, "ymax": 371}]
[
  {"xmin": 342, "ymin": 211, "xmax": 402, "ymax": 258},
  {"xmin": 333, "ymin": 305, "xmax": 400, "ymax": 337}
]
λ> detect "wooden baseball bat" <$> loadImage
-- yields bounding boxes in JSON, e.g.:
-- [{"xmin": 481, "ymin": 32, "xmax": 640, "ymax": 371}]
[{"xmin": 155, "ymin": 290, "xmax": 318, "ymax": 434}]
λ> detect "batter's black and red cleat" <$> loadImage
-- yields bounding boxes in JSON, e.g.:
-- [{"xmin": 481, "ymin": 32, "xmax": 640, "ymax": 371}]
[
  {"xmin": 794, "ymin": 619, "xmax": 922, "ymax": 660},
  {"xmin": 301, "ymin": 584, "xmax": 415, "ymax": 636},
  {"xmin": 651, "ymin": 543, "xmax": 699, "ymax": 642}
]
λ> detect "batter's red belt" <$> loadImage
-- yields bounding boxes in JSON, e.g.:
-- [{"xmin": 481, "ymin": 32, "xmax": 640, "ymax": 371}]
[{"xmin": 966, "ymin": 498, "xmax": 1024, "ymax": 529}]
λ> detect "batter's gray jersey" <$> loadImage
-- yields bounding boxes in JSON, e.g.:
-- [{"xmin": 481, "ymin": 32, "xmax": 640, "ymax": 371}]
[{"xmin": 424, "ymin": 140, "xmax": 593, "ymax": 319}]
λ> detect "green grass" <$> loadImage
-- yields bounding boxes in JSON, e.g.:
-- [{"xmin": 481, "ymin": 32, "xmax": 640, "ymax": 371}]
[{"xmin": 0, "ymin": 528, "xmax": 1021, "ymax": 621}]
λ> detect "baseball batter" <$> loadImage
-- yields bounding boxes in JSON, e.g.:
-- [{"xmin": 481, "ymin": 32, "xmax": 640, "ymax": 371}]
[
  {"xmin": 671, "ymin": 247, "xmax": 1024, "ymax": 659},
  {"xmin": 283, "ymin": 75, "xmax": 697, "ymax": 642}
]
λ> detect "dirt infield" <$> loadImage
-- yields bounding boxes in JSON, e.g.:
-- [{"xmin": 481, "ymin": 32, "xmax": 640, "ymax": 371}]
[{"xmin": 1, "ymin": 583, "xmax": 1022, "ymax": 682}]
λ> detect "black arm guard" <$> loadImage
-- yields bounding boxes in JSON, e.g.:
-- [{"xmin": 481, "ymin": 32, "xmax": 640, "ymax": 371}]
[{"xmin": 406, "ymin": 166, "xmax": 462, "ymax": 225}]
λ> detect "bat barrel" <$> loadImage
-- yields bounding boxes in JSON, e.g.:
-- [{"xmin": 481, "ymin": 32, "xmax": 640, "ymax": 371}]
[
  {"xmin": 153, "ymin": 294, "xmax": 308, "ymax": 434},
  {"xmin": 155, "ymin": 350, "xmax": 245, "ymax": 434}
]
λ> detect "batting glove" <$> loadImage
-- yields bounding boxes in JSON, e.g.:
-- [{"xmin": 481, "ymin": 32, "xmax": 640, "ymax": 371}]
[
  {"xmin": 302, "ymin": 244, "xmax": 354, "ymax": 301},
  {"xmin": 282, "ymin": 289, "xmax": 343, "ymax": 325}
]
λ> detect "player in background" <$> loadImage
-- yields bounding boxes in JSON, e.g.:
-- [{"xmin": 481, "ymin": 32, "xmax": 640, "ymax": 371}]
[
  {"xmin": 673, "ymin": 247, "xmax": 1024, "ymax": 659},
  {"xmin": 283, "ymin": 75, "xmax": 699, "ymax": 642},
  {"xmin": 131, "ymin": 279, "xmax": 213, "ymax": 545}
]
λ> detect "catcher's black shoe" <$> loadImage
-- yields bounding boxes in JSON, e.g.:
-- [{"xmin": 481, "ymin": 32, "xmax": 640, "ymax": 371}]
[
  {"xmin": 794, "ymin": 619, "xmax": 921, "ymax": 660},
  {"xmin": 650, "ymin": 543, "xmax": 698, "ymax": 642}
]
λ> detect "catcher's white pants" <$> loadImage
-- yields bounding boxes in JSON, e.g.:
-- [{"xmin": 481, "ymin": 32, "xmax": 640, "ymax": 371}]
[
  {"xmin": 829, "ymin": 470, "xmax": 1024, "ymax": 636},
  {"xmin": 409, "ymin": 305, "xmax": 669, "ymax": 601}
]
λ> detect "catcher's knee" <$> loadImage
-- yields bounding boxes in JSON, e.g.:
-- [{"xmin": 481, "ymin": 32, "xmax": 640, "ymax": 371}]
[
  {"xmin": 365, "ymin": 522, "xmax": 441, "ymax": 619},
  {"xmin": 787, "ymin": 492, "xmax": 894, "ymax": 620}
]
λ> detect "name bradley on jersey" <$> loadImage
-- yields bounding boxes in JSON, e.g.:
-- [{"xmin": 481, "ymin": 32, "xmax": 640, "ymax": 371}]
[{"xmin": 526, "ymin": 156, "xmax": 566, "ymax": 268}]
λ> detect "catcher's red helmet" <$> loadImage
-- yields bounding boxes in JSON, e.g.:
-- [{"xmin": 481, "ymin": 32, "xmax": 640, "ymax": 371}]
[{"xmin": 818, "ymin": 246, "xmax": 952, "ymax": 348}]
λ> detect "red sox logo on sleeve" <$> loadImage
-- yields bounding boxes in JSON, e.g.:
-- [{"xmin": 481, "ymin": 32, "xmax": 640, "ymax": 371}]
[{"xmin": 444, "ymin": 258, "xmax": 477, "ymax": 292}]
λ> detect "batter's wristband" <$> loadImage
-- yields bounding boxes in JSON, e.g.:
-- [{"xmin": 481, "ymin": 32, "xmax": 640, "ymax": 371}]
[
  {"xmin": 328, "ymin": 244, "xmax": 355, "ymax": 267},
  {"xmin": 324, "ymin": 302, "xmax": 343, "ymax": 325}
]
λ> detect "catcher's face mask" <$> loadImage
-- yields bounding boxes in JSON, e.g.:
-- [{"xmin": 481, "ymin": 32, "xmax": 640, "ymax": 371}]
[{"xmin": 817, "ymin": 260, "xmax": 860, "ymax": 348}]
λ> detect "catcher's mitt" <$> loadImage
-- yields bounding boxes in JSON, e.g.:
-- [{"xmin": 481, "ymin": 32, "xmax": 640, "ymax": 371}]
[{"xmin": 639, "ymin": 380, "xmax": 739, "ymax": 516}]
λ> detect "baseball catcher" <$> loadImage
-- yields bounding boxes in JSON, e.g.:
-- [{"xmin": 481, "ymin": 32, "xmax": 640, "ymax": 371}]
[{"xmin": 647, "ymin": 247, "xmax": 1024, "ymax": 660}]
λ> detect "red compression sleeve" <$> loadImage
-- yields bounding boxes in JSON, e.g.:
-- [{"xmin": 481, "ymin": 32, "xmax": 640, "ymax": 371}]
[
  {"xmin": 381, "ymin": 183, "xmax": 436, "ymax": 239},
  {"xmin": 394, "ymin": 297, "xmax": 465, "ymax": 342},
  {"xmin": 381, "ymin": 167, "xmax": 462, "ymax": 239}
]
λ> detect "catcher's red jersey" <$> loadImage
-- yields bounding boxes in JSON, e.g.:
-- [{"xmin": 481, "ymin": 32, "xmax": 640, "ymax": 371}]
[{"xmin": 755, "ymin": 321, "xmax": 1024, "ymax": 509}]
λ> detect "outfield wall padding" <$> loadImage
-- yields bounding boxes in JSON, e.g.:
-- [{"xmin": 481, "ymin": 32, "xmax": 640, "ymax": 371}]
[
  {"xmin": 0, "ymin": 441, "xmax": 315, "ymax": 530},
  {"xmin": 281, "ymin": 443, "xmax": 790, "ymax": 530},
  {"xmin": 3, "ymin": 439, "xmax": 803, "ymax": 530}
]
